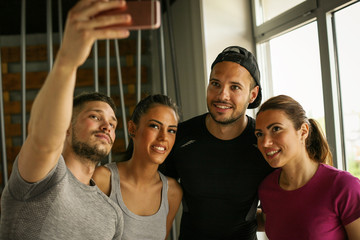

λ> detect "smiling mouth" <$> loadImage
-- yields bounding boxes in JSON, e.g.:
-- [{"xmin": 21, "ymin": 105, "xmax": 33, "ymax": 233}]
[
  {"xmin": 152, "ymin": 145, "xmax": 166, "ymax": 152},
  {"xmin": 266, "ymin": 150, "xmax": 280, "ymax": 157},
  {"xmin": 214, "ymin": 104, "xmax": 231, "ymax": 109},
  {"xmin": 213, "ymin": 101, "xmax": 233, "ymax": 110}
]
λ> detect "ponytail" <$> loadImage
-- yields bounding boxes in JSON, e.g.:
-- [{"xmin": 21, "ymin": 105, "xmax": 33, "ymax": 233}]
[{"xmin": 306, "ymin": 119, "xmax": 333, "ymax": 166}]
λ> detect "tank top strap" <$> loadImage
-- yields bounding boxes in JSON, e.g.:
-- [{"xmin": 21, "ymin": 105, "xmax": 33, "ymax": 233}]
[
  {"xmin": 104, "ymin": 162, "xmax": 120, "ymax": 202},
  {"xmin": 158, "ymin": 171, "xmax": 169, "ymax": 214}
]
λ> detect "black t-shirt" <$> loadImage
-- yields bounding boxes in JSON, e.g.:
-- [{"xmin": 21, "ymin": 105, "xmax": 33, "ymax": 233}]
[{"xmin": 161, "ymin": 113, "xmax": 274, "ymax": 240}]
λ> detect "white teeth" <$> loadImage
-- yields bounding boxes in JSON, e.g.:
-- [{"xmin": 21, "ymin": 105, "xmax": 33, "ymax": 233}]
[
  {"xmin": 154, "ymin": 146, "xmax": 165, "ymax": 151},
  {"xmin": 216, "ymin": 105, "xmax": 230, "ymax": 109},
  {"xmin": 267, "ymin": 150, "xmax": 279, "ymax": 156}
]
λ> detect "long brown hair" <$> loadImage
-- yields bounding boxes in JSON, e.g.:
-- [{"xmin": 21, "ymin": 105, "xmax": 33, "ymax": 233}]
[{"xmin": 257, "ymin": 95, "xmax": 333, "ymax": 165}]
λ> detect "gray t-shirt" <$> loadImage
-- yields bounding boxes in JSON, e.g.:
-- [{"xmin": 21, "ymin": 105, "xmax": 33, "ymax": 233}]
[
  {"xmin": 106, "ymin": 162, "xmax": 169, "ymax": 240},
  {"xmin": 0, "ymin": 156, "xmax": 124, "ymax": 240}
]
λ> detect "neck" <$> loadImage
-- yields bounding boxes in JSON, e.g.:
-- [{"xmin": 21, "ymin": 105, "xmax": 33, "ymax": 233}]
[
  {"xmin": 205, "ymin": 113, "xmax": 248, "ymax": 140},
  {"xmin": 280, "ymin": 156, "xmax": 319, "ymax": 190},
  {"xmin": 63, "ymin": 146, "xmax": 97, "ymax": 185},
  {"xmin": 121, "ymin": 158, "xmax": 160, "ymax": 186}
]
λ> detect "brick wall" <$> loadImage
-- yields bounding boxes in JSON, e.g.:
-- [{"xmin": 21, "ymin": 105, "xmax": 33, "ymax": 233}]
[{"xmin": 0, "ymin": 35, "xmax": 152, "ymax": 188}]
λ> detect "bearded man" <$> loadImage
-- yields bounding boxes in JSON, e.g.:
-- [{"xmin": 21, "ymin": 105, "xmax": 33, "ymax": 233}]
[
  {"xmin": 0, "ymin": 1, "xmax": 131, "ymax": 239},
  {"xmin": 160, "ymin": 46, "xmax": 274, "ymax": 240}
]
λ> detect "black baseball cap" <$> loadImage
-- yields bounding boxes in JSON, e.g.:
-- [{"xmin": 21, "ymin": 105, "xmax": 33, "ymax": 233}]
[{"xmin": 211, "ymin": 46, "xmax": 262, "ymax": 109}]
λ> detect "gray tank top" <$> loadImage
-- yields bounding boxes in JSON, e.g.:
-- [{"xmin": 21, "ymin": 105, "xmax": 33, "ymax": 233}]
[{"xmin": 105, "ymin": 162, "xmax": 169, "ymax": 240}]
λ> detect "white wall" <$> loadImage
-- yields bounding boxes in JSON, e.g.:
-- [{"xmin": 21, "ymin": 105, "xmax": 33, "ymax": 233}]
[
  {"xmin": 151, "ymin": 0, "xmax": 207, "ymax": 121},
  {"xmin": 202, "ymin": 0, "xmax": 255, "ymax": 80},
  {"xmin": 201, "ymin": 0, "xmax": 258, "ymax": 118}
]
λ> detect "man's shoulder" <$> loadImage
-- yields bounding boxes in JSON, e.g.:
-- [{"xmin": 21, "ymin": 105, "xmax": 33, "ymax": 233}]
[
  {"xmin": 167, "ymin": 114, "xmax": 207, "ymax": 154},
  {"xmin": 236, "ymin": 115, "xmax": 256, "ymax": 140},
  {"xmin": 179, "ymin": 113, "xmax": 206, "ymax": 127},
  {"xmin": 176, "ymin": 113, "xmax": 206, "ymax": 135},
  {"xmin": 5, "ymin": 155, "xmax": 67, "ymax": 199},
  {"xmin": 246, "ymin": 115, "xmax": 256, "ymax": 129}
]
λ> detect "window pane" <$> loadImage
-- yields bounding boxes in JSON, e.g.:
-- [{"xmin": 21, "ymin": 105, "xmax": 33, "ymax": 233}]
[
  {"xmin": 255, "ymin": 0, "xmax": 306, "ymax": 25},
  {"xmin": 263, "ymin": 21, "xmax": 326, "ymax": 130},
  {"xmin": 334, "ymin": 2, "xmax": 360, "ymax": 178}
]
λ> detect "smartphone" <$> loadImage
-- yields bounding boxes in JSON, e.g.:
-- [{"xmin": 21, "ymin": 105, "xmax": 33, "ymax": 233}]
[{"xmin": 97, "ymin": 1, "xmax": 161, "ymax": 30}]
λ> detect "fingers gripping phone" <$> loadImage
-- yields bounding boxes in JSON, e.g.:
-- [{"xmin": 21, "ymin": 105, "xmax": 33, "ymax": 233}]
[{"xmin": 97, "ymin": 1, "xmax": 161, "ymax": 30}]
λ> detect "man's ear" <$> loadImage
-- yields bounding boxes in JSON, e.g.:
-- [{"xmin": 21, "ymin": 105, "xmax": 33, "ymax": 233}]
[
  {"xmin": 249, "ymin": 85, "xmax": 259, "ymax": 104},
  {"xmin": 66, "ymin": 123, "xmax": 72, "ymax": 136}
]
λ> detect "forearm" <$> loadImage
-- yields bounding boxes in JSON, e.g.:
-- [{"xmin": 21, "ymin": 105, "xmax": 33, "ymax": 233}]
[
  {"xmin": 256, "ymin": 208, "xmax": 266, "ymax": 232},
  {"xmin": 345, "ymin": 217, "xmax": 360, "ymax": 240},
  {"xmin": 17, "ymin": 0, "xmax": 131, "ymax": 183},
  {"xmin": 28, "ymin": 55, "xmax": 77, "ymax": 150}
]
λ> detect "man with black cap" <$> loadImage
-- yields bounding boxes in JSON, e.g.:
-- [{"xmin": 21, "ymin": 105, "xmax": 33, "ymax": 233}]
[{"xmin": 161, "ymin": 46, "xmax": 273, "ymax": 239}]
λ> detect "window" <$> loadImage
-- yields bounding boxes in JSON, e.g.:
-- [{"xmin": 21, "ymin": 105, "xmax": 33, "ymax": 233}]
[
  {"xmin": 334, "ymin": 1, "xmax": 360, "ymax": 178},
  {"xmin": 254, "ymin": 0, "xmax": 306, "ymax": 25},
  {"xmin": 263, "ymin": 22, "xmax": 325, "ymax": 127},
  {"xmin": 252, "ymin": 0, "xmax": 360, "ymax": 171}
]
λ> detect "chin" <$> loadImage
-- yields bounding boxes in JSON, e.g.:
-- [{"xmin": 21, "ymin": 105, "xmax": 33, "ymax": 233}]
[
  {"xmin": 151, "ymin": 157, "xmax": 166, "ymax": 165},
  {"xmin": 267, "ymin": 160, "xmax": 283, "ymax": 169},
  {"xmin": 94, "ymin": 145, "xmax": 110, "ymax": 156}
]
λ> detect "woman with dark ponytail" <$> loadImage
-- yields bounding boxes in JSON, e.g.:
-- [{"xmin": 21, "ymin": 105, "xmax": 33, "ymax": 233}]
[
  {"xmin": 254, "ymin": 95, "xmax": 360, "ymax": 239},
  {"xmin": 93, "ymin": 94, "xmax": 182, "ymax": 240}
]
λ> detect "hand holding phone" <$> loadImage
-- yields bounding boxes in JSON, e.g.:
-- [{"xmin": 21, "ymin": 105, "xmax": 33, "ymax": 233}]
[{"xmin": 96, "ymin": 1, "xmax": 161, "ymax": 30}]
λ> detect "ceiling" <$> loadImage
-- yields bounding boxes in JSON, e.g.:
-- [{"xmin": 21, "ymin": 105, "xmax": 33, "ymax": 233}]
[
  {"xmin": 0, "ymin": 0, "xmax": 176, "ymax": 35},
  {"xmin": 1, "ymin": 0, "xmax": 75, "ymax": 35}
]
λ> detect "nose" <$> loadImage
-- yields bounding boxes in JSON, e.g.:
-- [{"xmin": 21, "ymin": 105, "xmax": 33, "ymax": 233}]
[
  {"xmin": 218, "ymin": 86, "xmax": 230, "ymax": 101},
  {"xmin": 100, "ymin": 120, "xmax": 112, "ymax": 133},
  {"xmin": 157, "ymin": 128, "xmax": 168, "ymax": 141},
  {"xmin": 261, "ymin": 134, "xmax": 273, "ymax": 147}
]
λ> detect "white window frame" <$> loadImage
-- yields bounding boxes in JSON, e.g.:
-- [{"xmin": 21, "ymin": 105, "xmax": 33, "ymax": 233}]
[{"xmin": 251, "ymin": 0, "xmax": 360, "ymax": 169}]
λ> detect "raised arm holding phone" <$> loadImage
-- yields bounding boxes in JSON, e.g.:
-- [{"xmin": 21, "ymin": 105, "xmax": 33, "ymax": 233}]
[{"xmin": 0, "ymin": 1, "xmax": 131, "ymax": 239}]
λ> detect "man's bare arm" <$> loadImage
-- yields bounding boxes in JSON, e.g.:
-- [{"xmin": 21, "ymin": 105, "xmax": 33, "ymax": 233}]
[{"xmin": 18, "ymin": 0, "xmax": 130, "ymax": 183}]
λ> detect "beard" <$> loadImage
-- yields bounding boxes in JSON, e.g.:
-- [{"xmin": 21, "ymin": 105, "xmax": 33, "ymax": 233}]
[
  {"xmin": 207, "ymin": 101, "xmax": 247, "ymax": 125},
  {"xmin": 208, "ymin": 110, "xmax": 243, "ymax": 125},
  {"xmin": 71, "ymin": 131, "xmax": 110, "ymax": 164}
]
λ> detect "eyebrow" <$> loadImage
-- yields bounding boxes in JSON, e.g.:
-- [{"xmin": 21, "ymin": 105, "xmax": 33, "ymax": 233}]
[
  {"xmin": 149, "ymin": 119, "xmax": 177, "ymax": 128},
  {"xmin": 209, "ymin": 78, "xmax": 220, "ymax": 82},
  {"xmin": 210, "ymin": 78, "xmax": 244, "ymax": 87},
  {"xmin": 255, "ymin": 122, "xmax": 280, "ymax": 132},
  {"xmin": 88, "ymin": 109, "xmax": 118, "ymax": 122}
]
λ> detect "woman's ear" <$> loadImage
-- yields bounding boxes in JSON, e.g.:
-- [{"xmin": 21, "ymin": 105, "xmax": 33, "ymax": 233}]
[
  {"xmin": 128, "ymin": 120, "xmax": 136, "ymax": 137},
  {"xmin": 300, "ymin": 122, "xmax": 309, "ymax": 142}
]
